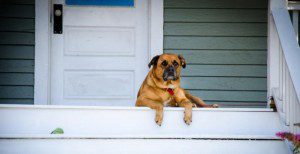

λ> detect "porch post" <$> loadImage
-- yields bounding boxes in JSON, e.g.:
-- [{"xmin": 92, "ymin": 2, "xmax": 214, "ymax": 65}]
[
  {"xmin": 34, "ymin": 0, "xmax": 51, "ymax": 105},
  {"xmin": 149, "ymin": 0, "xmax": 164, "ymax": 60}
]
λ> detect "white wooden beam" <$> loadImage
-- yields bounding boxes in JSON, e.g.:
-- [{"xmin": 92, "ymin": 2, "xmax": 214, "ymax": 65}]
[
  {"xmin": 292, "ymin": 10, "xmax": 299, "ymax": 41},
  {"xmin": 268, "ymin": 10, "xmax": 280, "ymax": 106},
  {"xmin": 0, "ymin": 139, "xmax": 289, "ymax": 154},
  {"xmin": 149, "ymin": 0, "xmax": 164, "ymax": 60},
  {"xmin": 34, "ymin": 0, "xmax": 51, "ymax": 105},
  {"xmin": 0, "ymin": 105, "xmax": 285, "ymax": 138},
  {"xmin": 288, "ymin": 1, "xmax": 300, "ymax": 10},
  {"xmin": 272, "ymin": 8, "xmax": 300, "ymax": 102}
]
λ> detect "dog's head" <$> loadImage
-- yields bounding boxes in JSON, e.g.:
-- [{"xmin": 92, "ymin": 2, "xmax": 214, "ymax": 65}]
[{"xmin": 148, "ymin": 53, "xmax": 186, "ymax": 81}]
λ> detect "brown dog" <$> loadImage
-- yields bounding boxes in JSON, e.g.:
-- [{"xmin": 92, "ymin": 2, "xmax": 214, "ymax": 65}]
[{"xmin": 136, "ymin": 53, "xmax": 218, "ymax": 126}]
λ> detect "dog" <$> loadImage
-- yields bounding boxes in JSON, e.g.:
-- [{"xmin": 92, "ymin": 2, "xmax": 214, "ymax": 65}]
[{"xmin": 136, "ymin": 53, "xmax": 218, "ymax": 126}]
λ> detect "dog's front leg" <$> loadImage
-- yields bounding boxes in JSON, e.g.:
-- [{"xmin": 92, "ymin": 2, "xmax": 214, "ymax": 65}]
[
  {"xmin": 136, "ymin": 98, "xmax": 164, "ymax": 126},
  {"xmin": 177, "ymin": 99, "xmax": 193, "ymax": 125},
  {"xmin": 174, "ymin": 90, "xmax": 193, "ymax": 125}
]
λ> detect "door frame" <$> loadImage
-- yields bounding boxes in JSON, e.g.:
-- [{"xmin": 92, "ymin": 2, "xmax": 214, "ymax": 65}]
[{"xmin": 34, "ymin": 0, "xmax": 164, "ymax": 105}]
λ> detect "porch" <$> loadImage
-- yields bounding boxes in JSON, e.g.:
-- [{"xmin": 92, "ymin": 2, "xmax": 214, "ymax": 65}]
[
  {"xmin": 0, "ymin": 105, "xmax": 288, "ymax": 153},
  {"xmin": 0, "ymin": 0, "xmax": 270, "ymax": 107},
  {"xmin": 0, "ymin": 0, "xmax": 300, "ymax": 153}
]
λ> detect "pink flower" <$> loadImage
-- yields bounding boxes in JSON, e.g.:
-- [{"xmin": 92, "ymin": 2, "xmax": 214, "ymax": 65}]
[
  {"xmin": 295, "ymin": 134, "xmax": 300, "ymax": 141},
  {"xmin": 276, "ymin": 132, "xmax": 289, "ymax": 139},
  {"xmin": 276, "ymin": 132, "xmax": 300, "ymax": 143}
]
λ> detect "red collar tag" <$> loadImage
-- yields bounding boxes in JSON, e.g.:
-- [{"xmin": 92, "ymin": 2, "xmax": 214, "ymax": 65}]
[{"xmin": 166, "ymin": 88, "xmax": 174, "ymax": 96}]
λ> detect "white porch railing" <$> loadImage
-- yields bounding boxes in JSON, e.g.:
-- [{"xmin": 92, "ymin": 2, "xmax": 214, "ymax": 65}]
[
  {"xmin": 269, "ymin": 0, "xmax": 300, "ymax": 134},
  {"xmin": 288, "ymin": 1, "xmax": 300, "ymax": 43}
]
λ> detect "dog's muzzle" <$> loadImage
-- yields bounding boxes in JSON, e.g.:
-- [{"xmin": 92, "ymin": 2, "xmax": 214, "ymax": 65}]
[{"xmin": 163, "ymin": 66, "xmax": 177, "ymax": 81}]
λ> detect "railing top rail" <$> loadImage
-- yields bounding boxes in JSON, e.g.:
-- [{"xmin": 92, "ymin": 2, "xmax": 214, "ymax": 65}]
[
  {"xmin": 287, "ymin": 1, "xmax": 300, "ymax": 10},
  {"xmin": 272, "ymin": 8, "xmax": 300, "ymax": 102},
  {"xmin": 0, "ymin": 104, "xmax": 274, "ymax": 112}
]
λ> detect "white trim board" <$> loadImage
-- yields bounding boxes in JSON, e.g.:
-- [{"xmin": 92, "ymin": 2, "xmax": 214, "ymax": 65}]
[
  {"xmin": 149, "ymin": 0, "xmax": 164, "ymax": 60},
  {"xmin": 0, "ymin": 139, "xmax": 289, "ymax": 154},
  {"xmin": 34, "ymin": 0, "xmax": 164, "ymax": 105},
  {"xmin": 0, "ymin": 105, "xmax": 285, "ymax": 137},
  {"xmin": 0, "ymin": 134, "xmax": 281, "ymax": 140},
  {"xmin": 0, "ymin": 105, "xmax": 273, "ymax": 112},
  {"xmin": 34, "ymin": 0, "xmax": 51, "ymax": 105}
]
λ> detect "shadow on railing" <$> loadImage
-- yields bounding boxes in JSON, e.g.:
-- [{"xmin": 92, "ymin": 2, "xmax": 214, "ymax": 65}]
[
  {"xmin": 269, "ymin": 0, "xmax": 300, "ymax": 134},
  {"xmin": 287, "ymin": 1, "xmax": 300, "ymax": 45}
]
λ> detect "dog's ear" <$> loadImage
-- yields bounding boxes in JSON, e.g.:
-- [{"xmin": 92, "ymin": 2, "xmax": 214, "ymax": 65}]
[
  {"xmin": 178, "ymin": 55, "xmax": 186, "ymax": 69},
  {"xmin": 148, "ymin": 55, "xmax": 160, "ymax": 68}
]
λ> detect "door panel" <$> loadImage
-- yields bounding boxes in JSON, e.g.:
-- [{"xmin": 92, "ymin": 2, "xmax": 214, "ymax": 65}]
[
  {"xmin": 64, "ymin": 26, "xmax": 135, "ymax": 56},
  {"xmin": 64, "ymin": 70, "xmax": 134, "ymax": 99},
  {"xmin": 51, "ymin": 0, "xmax": 149, "ymax": 106}
]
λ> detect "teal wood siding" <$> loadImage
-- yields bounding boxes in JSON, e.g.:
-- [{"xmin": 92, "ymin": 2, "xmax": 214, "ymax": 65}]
[
  {"xmin": 164, "ymin": 0, "xmax": 268, "ymax": 107},
  {"xmin": 0, "ymin": 0, "xmax": 35, "ymax": 104}
]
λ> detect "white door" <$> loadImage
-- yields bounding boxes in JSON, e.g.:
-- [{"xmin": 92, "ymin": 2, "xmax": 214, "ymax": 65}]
[{"xmin": 50, "ymin": 0, "xmax": 149, "ymax": 106}]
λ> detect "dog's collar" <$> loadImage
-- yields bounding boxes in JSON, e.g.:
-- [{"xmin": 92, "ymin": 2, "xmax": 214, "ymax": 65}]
[{"xmin": 166, "ymin": 88, "xmax": 174, "ymax": 96}]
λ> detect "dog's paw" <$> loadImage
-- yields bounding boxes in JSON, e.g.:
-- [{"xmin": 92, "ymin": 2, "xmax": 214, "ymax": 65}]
[
  {"xmin": 212, "ymin": 104, "xmax": 219, "ymax": 108},
  {"xmin": 184, "ymin": 111, "xmax": 192, "ymax": 125},
  {"xmin": 204, "ymin": 104, "xmax": 219, "ymax": 108},
  {"xmin": 184, "ymin": 116, "xmax": 192, "ymax": 125},
  {"xmin": 155, "ymin": 114, "xmax": 163, "ymax": 126},
  {"xmin": 192, "ymin": 103, "xmax": 197, "ymax": 108}
]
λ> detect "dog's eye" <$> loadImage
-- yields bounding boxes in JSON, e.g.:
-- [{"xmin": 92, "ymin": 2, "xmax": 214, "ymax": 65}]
[
  {"xmin": 161, "ymin": 61, "xmax": 168, "ymax": 66},
  {"xmin": 173, "ymin": 61, "xmax": 179, "ymax": 67}
]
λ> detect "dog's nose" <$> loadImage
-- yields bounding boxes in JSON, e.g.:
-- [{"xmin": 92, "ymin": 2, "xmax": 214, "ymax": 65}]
[
  {"xmin": 163, "ymin": 66, "xmax": 176, "ymax": 81},
  {"xmin": 168, "ymin": 66, "xmax": 175, "ymax": 72}
]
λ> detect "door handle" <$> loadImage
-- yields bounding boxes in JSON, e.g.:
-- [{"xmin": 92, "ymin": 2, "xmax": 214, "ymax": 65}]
[{"xmin": 53, "ymin": 4, "xmax": 63, "ymax": 34}]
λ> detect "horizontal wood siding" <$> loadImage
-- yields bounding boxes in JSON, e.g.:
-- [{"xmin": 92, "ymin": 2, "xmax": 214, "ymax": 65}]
[
  {"xmin": 0, "ymin": 0, "xmax": 35, "ymax": 104},
  {"xmin": 182, "ymin": 65, "xmax": 267, "ymax": 77},
  {"xmin": 181, "ymin": 77, "xmax": 266, "ymax": 90},
  {"xmin": 166, "ymin": 50, "xmax": 267, "ymax": 64},
  {"xmin": 164, "ymin": 0, "xmax": 267, "ymax": 9},
  {"xmin": 164, "ymin": 23, "xmax": 267, "ymax": 36},
  {"xmin": 0, "ymin": 5, "xmax": 34, "ymax": 18},
  {"xmin": 164, "ymin": 37, "xmax": 266, "ymax": 49},
  {"xmin": 164, "ymin": 9, "xmax": 267, "ymax": 23},
  {"xmin": 164, "ymin": 0, "xmax": 267, "ymax": 107}
]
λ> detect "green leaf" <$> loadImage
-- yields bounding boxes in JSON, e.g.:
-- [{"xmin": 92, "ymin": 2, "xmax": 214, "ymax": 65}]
[{"xmin": 51, "ymin": 128, "xmax": 64, "ymax": 134}]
